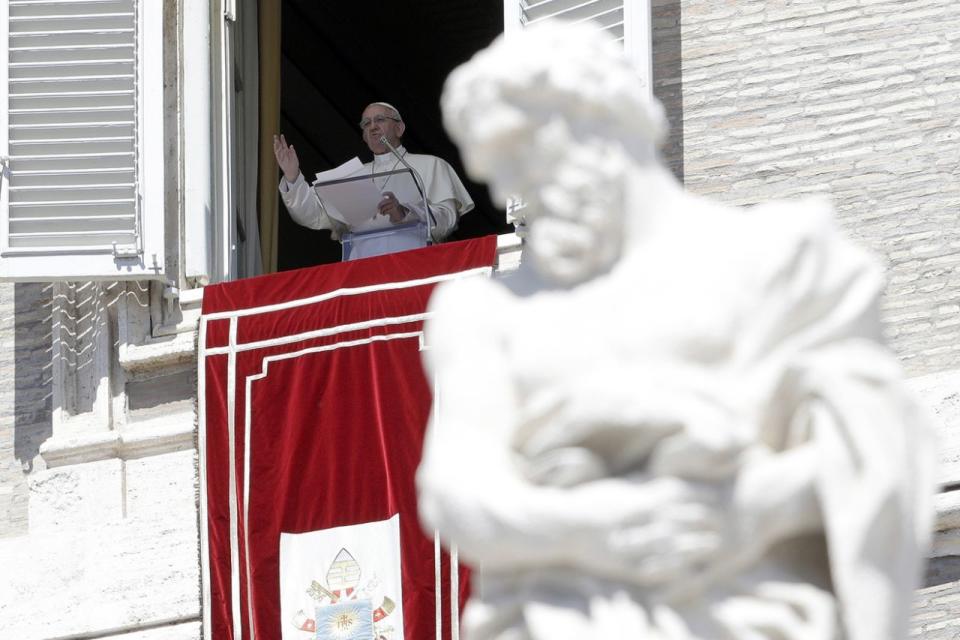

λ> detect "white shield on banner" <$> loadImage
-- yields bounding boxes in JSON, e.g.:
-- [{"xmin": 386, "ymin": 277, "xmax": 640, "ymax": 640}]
[{"xmin": 280, "ymin": 514, "xmax": 404, "ymax": 640}]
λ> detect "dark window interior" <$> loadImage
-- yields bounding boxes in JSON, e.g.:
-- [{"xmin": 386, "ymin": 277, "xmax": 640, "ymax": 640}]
[{"xmin": 278, "ymin": 1, "xmax": 509, "ymax": 270}]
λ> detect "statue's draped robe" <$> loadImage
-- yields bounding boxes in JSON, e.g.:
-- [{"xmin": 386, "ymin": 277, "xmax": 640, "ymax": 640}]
[{"xmin": 417, "ymin": 193, "xmax": 934, "ymax": 640}]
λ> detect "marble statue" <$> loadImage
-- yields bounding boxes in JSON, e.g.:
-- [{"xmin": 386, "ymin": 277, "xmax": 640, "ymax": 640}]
[{"xmin": 416, "ymin": 21, "xmax": 935, "ymax": 640}]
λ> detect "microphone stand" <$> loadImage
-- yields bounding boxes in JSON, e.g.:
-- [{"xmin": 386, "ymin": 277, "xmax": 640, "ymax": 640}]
[{"xmin": 379, "ymin": 136, "xmax": 434, "ymax": 245}]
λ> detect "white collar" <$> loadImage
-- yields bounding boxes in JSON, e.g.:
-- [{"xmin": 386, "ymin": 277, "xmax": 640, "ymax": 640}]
[{"xmin": 373, "ymin": 144, "xmax": 407, "ymax": 164}]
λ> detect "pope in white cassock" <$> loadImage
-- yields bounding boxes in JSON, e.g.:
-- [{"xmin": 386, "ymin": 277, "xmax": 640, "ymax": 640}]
[{"xmin": 274, "ymin": 102, "xmax": 475, "ymax": 260}]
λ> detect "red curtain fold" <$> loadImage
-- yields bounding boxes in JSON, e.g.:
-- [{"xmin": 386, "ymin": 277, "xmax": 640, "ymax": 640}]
[{"xmin": 200, "ymin": 237, "xmax": 498, "ymax": 640}]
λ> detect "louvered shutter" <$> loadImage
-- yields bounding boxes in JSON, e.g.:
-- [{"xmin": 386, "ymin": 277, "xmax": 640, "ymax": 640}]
[
  {"xmin": 0, "ymin": 0, "xmax": 164, "ymax": 281},
  {"xmin": 503, "ymin": 0, "xmax": 651, "ymax": 95},
  {"xmin": 507, "ymin": 0, "xmax": 626, "ymax": 42}
]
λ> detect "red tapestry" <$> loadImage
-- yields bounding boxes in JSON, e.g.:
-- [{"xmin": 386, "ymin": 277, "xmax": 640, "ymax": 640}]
[{"xmin": 199, "ymin": 237, "xmax": 497, "ymax": 640}]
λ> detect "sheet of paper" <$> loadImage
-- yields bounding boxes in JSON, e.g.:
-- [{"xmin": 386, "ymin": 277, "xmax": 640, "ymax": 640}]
[
  {"xmin": 312, "ymin": 157, "xmax": 382, "ymax": 228},
  {"xmin": 312, "ymin": 177, "xmax": 383, "ymax": 228},
  {"xmin": 315, "ymin": 157, "xmax": 365, "ymax": 183},
  {"xmin": 312, "ymin": 160, "xmax": 421, "ymax": 230}
]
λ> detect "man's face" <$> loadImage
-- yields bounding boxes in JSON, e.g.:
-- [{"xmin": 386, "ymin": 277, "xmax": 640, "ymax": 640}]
[{"xmin": 361, "ymin": 104, "xmax": 405, "ymax": 154}]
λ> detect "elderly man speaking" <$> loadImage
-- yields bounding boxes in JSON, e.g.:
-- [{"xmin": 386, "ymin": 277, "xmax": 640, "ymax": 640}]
[{"xmin": 274, "ymin": 102, "xmax": 474, "ymax": 260}]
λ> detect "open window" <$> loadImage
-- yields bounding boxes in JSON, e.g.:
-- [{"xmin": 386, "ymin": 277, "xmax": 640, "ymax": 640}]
[
  {"xmin": 270, "ymin": 2, "xmax": 511, "ymax": 272},
  {"xmin": 267, "ymin": 0, "xmax": 653, "ymax": 274},
  {"xmin": 0, "ymin": 0, "xmax": 165, "ymax": 280},
  {"xmin": 0, "ymin": 0, "xmax": 653, "ymax": 284}
]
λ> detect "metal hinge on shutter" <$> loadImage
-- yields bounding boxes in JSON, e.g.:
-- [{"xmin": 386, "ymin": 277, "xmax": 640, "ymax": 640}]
[{"xmin": 112, "ymin": 191, "xmax": 142, "ymax": 258}]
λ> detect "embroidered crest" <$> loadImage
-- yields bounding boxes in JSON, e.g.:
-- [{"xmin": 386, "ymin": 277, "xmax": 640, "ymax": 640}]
[{"xmin": 280, "ymin": 515, "xmax": 404, "ymax": 640}]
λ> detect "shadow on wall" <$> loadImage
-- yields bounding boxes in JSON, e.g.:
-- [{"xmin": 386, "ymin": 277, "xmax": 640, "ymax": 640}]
[
  {"xmin": 13, "ymin": 283, "xmax": 53, "ymax": 473},
  {"xmin": 652, "ymin": 0, "xmax": 684, "ymax": 182},
  {"xmin": 925, "ymin": 555, "xmax": 960, "ymax": 589}
]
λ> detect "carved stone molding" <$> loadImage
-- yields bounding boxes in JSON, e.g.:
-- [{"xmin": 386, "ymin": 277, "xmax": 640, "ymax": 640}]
[{"xmin": 41, "ymin": 282, "xmax": 201, "ymax": 468}]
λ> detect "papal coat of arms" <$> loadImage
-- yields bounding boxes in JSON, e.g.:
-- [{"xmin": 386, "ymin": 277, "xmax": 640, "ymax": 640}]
[{"xmin": 280, "ymin": 515, "xmax": 404, "ymax": 640}]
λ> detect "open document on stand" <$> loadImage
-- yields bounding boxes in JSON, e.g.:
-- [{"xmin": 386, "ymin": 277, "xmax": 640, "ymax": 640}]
[{"xmin": 313, "ymin": 158, "xmax": 392, "ymax": 230}]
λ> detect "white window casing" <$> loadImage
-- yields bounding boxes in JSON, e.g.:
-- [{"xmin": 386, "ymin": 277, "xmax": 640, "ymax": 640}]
[
  {"xmin": 204, "ymin": 0, "xmax": 261, "ymax": 284},
  {"xmin": 183, "ymin": 0, "xmax": 215, "ymax": 285},
  {"xmin": 0, "ymin": 0, "xmax": 165, "ymax": 281},
  {"xmin": 208, "ymin": 0, "xmax": 237, "ymax": 284}
]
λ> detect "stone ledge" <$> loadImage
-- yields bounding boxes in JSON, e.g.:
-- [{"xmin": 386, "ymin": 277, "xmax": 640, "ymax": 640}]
[
  {"xmin": 936, "ymin": 490, "xmax": 960, "ymax": 532},
  {"xmin": 906, "ymin": 369, "xmax": 960, "ymax": 487},
  {"xmin": 934, "ymin": 490, "xmax": 960, "ymax": 557},
  {"xmin": 933, "ymin": 529, "xmax": 960, "ymax": 559},
  {"xmin": 39, "ymin": 430, "xmax": 119, "ymax": 468},
  {"xmin": 119, "ymin": 329, "xmax": 197, "ymax": 375},
  {"xmin": 40, "ymin": 413, "xmax": 195, "ymax": 468}
]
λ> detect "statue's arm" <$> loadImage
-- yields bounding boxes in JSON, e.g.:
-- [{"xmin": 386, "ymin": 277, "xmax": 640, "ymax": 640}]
[
  {"xmin": 729, "ymin": 441, "xmax": 822, "ymax": 554},
  {"xmin": 417, "ymin": 280, "xmax": 723, "ymax": 584}
]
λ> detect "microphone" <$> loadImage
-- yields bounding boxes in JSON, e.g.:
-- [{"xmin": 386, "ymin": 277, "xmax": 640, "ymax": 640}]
[{"xmin": 379, "ymin": 136, "xmax": 434, "ymax": 243}]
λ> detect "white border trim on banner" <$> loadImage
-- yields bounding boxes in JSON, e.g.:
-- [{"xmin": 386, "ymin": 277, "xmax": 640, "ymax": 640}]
[
  {"xmin": 204, "ymin": 312, "xmax": 430, "ymax": 356},
  {"xmin": 227, "ymin": 317, "xmax": 242, "ymax": 640},
  {"xmin": 202, "ymin": 267, "xmax": 492, "ymax": 321},
  {"xmin": 197, "ymin": 265, "xmax": 489, "ymax": 640},
  {"xmin": 435, "ymin": 531, "xmax": 443, "ymax": 640},
  {"xmin": 198, "ymin": 316, "xmax": 212, "ymax": 640},
  {"xmin": 450, "ymin": 543, "xmax": 460, "ymax": 640},
  {"xmin": 243, "ymin": 330, "xmax": 425, "ymax": 640}
]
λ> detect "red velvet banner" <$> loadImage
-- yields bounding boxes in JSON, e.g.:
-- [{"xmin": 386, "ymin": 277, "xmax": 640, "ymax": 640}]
[{"xmin": 199, "ymin": 237, "xmax": 497, "ymax": 640}]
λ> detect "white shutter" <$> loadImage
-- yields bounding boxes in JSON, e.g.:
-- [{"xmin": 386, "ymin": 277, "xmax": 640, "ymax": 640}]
[
  {"xmin": 507, "ymin": 0, "xmax": 626, "ymax": 42},
  {"xmin": 503, "ymin": 0, "xmax": 651, "ymax": 97},
  {"xmin": 0, "ymin": 0, "xmax": 165, "ymax": 281}
]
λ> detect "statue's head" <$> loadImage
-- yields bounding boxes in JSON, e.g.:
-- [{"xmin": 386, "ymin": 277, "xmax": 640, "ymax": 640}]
[{"xmin": 442, "ymin": 21, "xmax": 668, "ymax": 286}]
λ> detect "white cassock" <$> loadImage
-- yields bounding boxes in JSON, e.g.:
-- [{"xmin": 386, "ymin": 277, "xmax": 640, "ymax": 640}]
[{"xmin": 279, "ymin": 145, "xmax": 475, "ymax": 260}]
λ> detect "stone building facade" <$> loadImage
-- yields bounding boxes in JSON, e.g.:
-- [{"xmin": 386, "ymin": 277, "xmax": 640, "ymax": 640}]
[
  {"xmin": 650, "ymin": 1, "xmax": 960, "ymax": 636},
  {"xmin": 2, "ymin": 1, "xmax": 960, "ymax": 638}
]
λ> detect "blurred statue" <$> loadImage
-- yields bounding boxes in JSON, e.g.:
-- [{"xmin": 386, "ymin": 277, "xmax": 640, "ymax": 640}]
[{"xmin": 417, "ymin": 21, "xmax": 934, "ymax": 640}]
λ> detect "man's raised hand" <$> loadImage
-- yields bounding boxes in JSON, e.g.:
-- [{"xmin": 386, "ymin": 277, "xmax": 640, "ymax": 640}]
[{"xmin": 273, "ymin": 134, "xmax": 300, "ymax": 183}]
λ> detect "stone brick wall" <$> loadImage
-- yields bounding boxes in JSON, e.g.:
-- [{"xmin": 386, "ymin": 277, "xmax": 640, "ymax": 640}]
[
  {"xmin": 653, "ymin": 0, "xmax": 960, "ymax": 376},
  {"xmin": 0, "ymin": 283, "xmax": 53, "ymax": 539},
  {"xmin": 915, "ymin": 557, "xmax": 960, "ymax": 639},
  {"xmin": 0, "ymin": 281, "xmax": 200, "ymax": 639},
  {"xmin": 651, "ymin": 3, "xmax": 960, "ymax": 635}
]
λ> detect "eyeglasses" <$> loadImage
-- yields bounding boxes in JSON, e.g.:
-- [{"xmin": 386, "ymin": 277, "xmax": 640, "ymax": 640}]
[{"xmin": 359, "ymin": 114, "xmax": 401, "ymax": 131}]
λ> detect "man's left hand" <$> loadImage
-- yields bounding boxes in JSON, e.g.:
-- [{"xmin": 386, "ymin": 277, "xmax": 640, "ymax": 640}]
[{"xmin": 378, "ymin": 192, "xmax": 408, "ymax": 224}]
